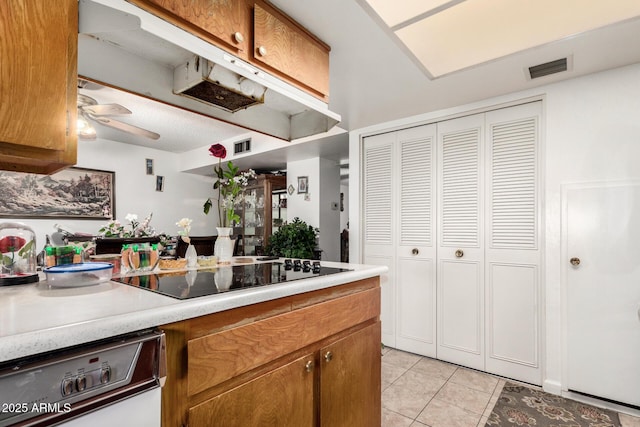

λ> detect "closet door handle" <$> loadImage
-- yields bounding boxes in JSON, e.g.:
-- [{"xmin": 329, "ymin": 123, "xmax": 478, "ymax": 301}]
[
  {"xmin": 570, "ymin": 257, "xmax": 581, "ymax": 266},
  {"xmin": 412, "ymin": 248, "xmax": 419, "ymax": 255},
  {"xmin": 455, "ymin": 249, "xmax": 464, "ymax": 258}
]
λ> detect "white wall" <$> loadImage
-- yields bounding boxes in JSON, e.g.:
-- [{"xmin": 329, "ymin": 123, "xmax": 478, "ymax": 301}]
[
  {"xmin": 286, "ymin": 157, "xmax": 341, "ymax": 260},
  {"xmin": 319, "ymin": 158, "xmax": 340, "ymax": 261},
  {"xmin": 8, "ymin": 138, "xmax": 216, "ymax": 252},
  {"xmin": 340, "ymin": 183, "xmax": 349, "ymax": 232},
  {"xmin": 287, "ymin": 158, "xmax": 320, "ymax": 228},
  {"xmin": 349, "ymin": 62, "xmax": 640, "ymax": 397}
]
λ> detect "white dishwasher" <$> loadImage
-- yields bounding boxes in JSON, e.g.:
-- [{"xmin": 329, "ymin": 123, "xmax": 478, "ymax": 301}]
[{"xmin": 0, "ymin": 330, "xmax": 165, "ymax": 427}]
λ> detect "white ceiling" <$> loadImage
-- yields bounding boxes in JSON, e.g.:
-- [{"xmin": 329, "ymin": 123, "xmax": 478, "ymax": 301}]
[
  {"xmin": 81, "ymin": 0, "xmax": 640, "ymax": 171},
  {"xmin": 361, "ymin": 0, "xmax": 640, "ymax": 78}
]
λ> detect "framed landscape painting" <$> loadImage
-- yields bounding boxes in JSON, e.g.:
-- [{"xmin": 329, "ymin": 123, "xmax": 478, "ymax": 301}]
[{"xmin": 0, "ymin": 167, "xmax": 115, "ymax": 219}]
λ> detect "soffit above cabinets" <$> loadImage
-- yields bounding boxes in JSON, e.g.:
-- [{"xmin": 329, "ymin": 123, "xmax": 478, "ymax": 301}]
[{"xmin": 359, "ymin": 0, "xmax": 640, "ymax": 78}]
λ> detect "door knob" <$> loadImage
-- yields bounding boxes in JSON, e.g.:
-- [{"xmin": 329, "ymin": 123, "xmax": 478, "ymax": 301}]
[
  {"xmin": 570, "ymin": 257, "xmax": 581, "ymax": 266},
  {"xmin": 324, "ymin": 351, "xmax": 333, "ymax": 363},
  {"xmin": 412, "ymin": 248, "xmax": 419, "ymax": 255},
  {"xmin": 455, "ymin": 249, "xmax": 464, "ymax": 258},
  {"xmin": 304, "ymin": 360, "xmax": 314, "ymax": 373}
]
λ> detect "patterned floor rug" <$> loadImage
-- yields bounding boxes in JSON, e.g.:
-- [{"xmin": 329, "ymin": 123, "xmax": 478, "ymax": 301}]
[{"xmin": 486, "ymin": 382, "xmax": 621, "ymax": 427}]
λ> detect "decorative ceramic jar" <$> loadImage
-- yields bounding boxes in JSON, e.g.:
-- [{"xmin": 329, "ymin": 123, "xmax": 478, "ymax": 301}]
[{"xmin": 214, "ymin": 227, "xmax": 233, "ymax": 264}]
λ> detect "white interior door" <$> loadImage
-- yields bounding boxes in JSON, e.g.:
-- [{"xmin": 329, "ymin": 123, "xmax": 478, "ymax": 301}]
[
  {"xmin": 484, "ymin": 102, "xmax": 541, "ymax": 385},
  {"xmin": 363, "ymin": 132, "xmax": 396, "ymax": 347},
  {"xmin": 436, "ymin": 114, "xmax": 485, "ymax": 370},
  {"xmin": 565, "ymin": 182, "xmax": 640, "ymax": 406},
  {"xmin": 395, "ymin": 125, "xmax": 437, "ymax": 356}
]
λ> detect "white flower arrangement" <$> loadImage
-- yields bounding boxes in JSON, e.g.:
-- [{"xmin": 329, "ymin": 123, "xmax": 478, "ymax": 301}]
[
  {"xmin": 176, "ymin": 217, "xmax": 192, "ymax": 244},
  {"xmin": 98, "ymin": 213, "xmax": 155, "ymax": 238}
]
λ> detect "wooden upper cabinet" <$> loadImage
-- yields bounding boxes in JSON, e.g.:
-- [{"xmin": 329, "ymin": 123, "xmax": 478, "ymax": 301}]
[
  {"xmin": 0, "ymin": 0, "xmax": 77, "ymax": 174},
  {"xmin": 128, "ymin": 0, "xmax": 251, "ymax": 59},
  {"xmin": 252, "ymin": 1, "xmax": 330, "ymax": 100},
  {"xmin": 128, "ymin": 0, "xmax": 330, "ymax": 101}
]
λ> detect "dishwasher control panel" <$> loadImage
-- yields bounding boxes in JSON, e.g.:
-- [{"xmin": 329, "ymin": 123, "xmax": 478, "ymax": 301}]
[
  {"xmin": 60, "ymin": 364, "xmax": 112, "ymax": 396},
  {"xmin": 0, "ymin": 331, "xmax": 163, "ymax": 426}
]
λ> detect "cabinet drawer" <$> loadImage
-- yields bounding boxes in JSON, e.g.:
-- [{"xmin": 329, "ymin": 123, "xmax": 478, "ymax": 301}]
[
  {"xmin": 187, "ymin": 287, "xmax": 380, "ymax": 395},
  {"xmin": 253, "ymin": 2, "xmax": 330, "ymax": 99}
]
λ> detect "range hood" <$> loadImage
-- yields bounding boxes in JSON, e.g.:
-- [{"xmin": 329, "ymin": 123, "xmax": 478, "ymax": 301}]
[
  {"xmin": 173, "ymin": 56, "xmax": 266, "ymax": 113},
  {"xmin": 78, "ymin": 0, "xmax": 341, "ymax": 141}
]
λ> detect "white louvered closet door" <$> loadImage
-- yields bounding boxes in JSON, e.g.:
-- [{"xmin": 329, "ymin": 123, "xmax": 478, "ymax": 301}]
[
  {"xmin": 362, "ymin": 132, "xmax": 396, "ymax": 347},
  {"xmin": 436, "ymin": 114, "xmax": 485, "ymax": 370},
  {"xmin": 484, "ymin": 102, "xmax": 541, "ymax": 384},
  {"xmin": 395, "ymin": 125, "xmax": 437, "ymax": 356}
]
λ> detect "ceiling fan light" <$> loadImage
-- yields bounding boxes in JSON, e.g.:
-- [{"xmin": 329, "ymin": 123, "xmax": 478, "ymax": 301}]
[
  {"xmin": 79, "ymin": 123, "xmax": 97, "ymax": 139},
  {"xmin": 77, "ymin": 116, "xmax": 89, "ymax": 131}
]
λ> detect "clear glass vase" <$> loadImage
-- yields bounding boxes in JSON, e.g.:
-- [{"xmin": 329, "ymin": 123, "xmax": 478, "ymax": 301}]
[
  {"xmin": 214, "ymin": 227, "xmax": 233, "ymax": 264},
  {"xmin": 185, "ymin": 244, "xmax": 198, "ymax": 268}
]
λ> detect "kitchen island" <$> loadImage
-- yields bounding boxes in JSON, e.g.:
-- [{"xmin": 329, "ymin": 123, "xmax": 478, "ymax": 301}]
[{"xmin": 0, "ymin": 259, "xmax": 385, "ymax": 426}]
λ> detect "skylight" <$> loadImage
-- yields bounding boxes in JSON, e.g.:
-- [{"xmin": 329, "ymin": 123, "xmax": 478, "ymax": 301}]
[{"xmin": 360, "ymin": 0, "xmax": 640, "ymax": 78}]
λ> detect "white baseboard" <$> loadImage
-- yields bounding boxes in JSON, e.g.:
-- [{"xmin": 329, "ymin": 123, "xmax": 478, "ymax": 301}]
[{"xmin": 543, "ymin": 379, "xmax": 562, "ymax": 395}]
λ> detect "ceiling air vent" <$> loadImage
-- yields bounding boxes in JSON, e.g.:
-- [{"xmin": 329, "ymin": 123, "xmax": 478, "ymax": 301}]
[
  {"xmin": 234, "ymin": 138, "xmax": 251, "ymax": 155},
  {"xmin": 528, "ymin": 58, "xmax": 568, "ymax": 79}
]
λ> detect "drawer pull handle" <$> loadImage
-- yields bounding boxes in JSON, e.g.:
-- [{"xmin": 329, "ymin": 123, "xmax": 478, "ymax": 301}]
[
  {"xmin": 257, "ymin": 45, "xmax": 268, "ymax": 56},
  {"xmin": 324, "ymin": 351, "xmax": 333, "ymax": 363},
  {"xmin": 233, "ymin": 31, "xmax": 244, "ymax": 44},
  {"xmin": 305, "ymin": 360, "xmax": 314, "ymax": 373}
]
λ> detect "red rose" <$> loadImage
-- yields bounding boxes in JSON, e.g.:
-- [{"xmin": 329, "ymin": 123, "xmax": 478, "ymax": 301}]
[
  {"xmin": 0, "ymin": 236, "xmax": 26, "ymax": 253},
  {"xmin": 209, "ymin": 144, "xmax": 227, "ymax": 159}
]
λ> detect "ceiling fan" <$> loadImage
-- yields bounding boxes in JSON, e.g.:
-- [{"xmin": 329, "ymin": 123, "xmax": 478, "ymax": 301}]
[{"xmin": 77, "ymin": 93, "xmax": 160, "ymax": 141}]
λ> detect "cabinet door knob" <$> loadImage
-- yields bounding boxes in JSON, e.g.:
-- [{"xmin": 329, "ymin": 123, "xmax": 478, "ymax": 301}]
[
  {"xmin": 304, "ymin": 360, "xmax": 314, "ymax": 373},
  {"xmin": 233, "ymin": 31, "xmax": 244, "ymax": 44},
  {"xmin": 324, "ymin": 351, "xmax": 333, "ymax": 363},
  {"xmin": 570, "ymin": 257, "xmax": 581, "ymax": 266},
  {"xmin": 257, "ymin": 45, "xmax": 268, "ymax": 56},
  {"xmin": 455, "ymin": 249, "xmax": 464, "ymax": 258},
  {"xmin": 412, "ymin": 248, "xmax": 419, "ymax": 255}
]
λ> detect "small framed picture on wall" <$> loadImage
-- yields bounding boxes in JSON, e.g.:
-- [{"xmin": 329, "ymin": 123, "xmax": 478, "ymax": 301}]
[
  {"xmin": 156, "ymin": 175, "xmax": 164, "ymax": 192},
  {"xmin": 297, "ymin": 176, "xmax": 308, "ymax": 194},
  {"xmin": 146, "ymin": 158, "xmax": 154, "ymax": 175}
]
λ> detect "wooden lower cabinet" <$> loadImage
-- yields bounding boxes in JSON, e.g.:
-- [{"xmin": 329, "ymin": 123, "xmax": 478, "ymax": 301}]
[
  {"xmin": 189, "ymin": 353, "xmax": 315, "ymax": 426},
  {"xmin": 160, "ymin": 277, "xmax": 381, "ymax": 427},
  {"xmin": 320, "ymin": 322, "xmax": 382, "ymax": 427}
]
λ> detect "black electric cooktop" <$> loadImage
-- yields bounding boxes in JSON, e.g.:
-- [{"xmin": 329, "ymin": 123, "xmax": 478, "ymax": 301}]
[{"xmin": 112, "ymin": 260, "xmax": 351, "ymax": 300}]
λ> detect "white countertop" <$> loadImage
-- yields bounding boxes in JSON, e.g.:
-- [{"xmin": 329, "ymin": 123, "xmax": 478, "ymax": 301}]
[{"xmin": 0, "ymin": 259, "xmax": 386, "ymax": 363}]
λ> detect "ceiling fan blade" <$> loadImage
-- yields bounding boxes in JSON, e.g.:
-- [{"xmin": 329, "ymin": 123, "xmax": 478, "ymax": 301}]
[
  {"xmin": 92, "ymin": 116, "xmax": 160, "ymax": 140},
  {"xmin": 83, "ymin": 103, "xmax": 131, "ymax": 116}
]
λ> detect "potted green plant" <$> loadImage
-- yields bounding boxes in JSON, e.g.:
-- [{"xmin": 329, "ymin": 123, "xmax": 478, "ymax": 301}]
[{"xmin": 265, "ymin": 217, "xmax": 318, "ymax": 259}]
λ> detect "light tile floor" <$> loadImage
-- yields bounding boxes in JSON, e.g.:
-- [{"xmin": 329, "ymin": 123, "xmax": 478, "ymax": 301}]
[{"xmin": 381, "ymin": 347, "xmax": 640, "ymax": 427}]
